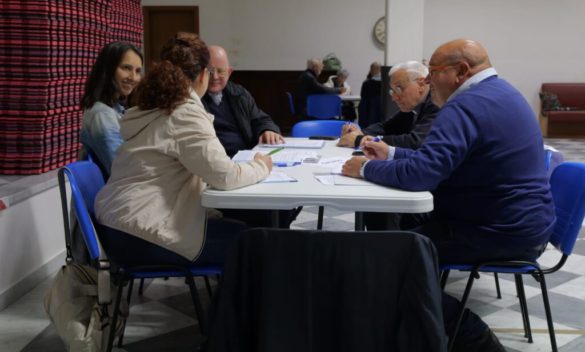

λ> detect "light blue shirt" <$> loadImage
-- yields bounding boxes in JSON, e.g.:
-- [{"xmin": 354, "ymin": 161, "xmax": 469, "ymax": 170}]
[{"xmin": 80, "ymin": 102, "xmax": 125, "ymax": 175}]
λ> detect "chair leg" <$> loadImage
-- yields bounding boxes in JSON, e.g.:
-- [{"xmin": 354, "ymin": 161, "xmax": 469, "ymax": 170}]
[
  {"xmin": 440, "ymin": 270, "xmax": 450, "ymax": 290},
  {"xmin": 185, "ymin": 274, "xmax": 208, "ymax": 335},
  {"xmin": 537, "ymin": 271, "xmax": 558, "ymax": 352},
  {"xmin": 515, "ymin": 274, "xmax": 533, "ymax": 343},
  {"xmin": 106, "ymin": 277, "xmax": 126, "ymax": 352},
  {"xmin": 204, "ymin": 276, "xmax": 213, "ymax": 297},
  {"xmin": 448, "ymin": 271, "xmax": 478, "ymax": 352},
  {"xmin": 118, "ymin": 278, "xmax": 135, "ymax": 347},
  {"xmin": 494, "ymin": 272, "xmax": 502, "ymax": 299},
  {"xmin": 126, "ymin": 279, "xmax": 135, "ymax": 304},
  {"xmin": 138, "ymin": 278, "xmax": 145, "ymax": 295},
  {"xmin": 317, "ymin": 206, "xmax": 324, "ymax": 230}
]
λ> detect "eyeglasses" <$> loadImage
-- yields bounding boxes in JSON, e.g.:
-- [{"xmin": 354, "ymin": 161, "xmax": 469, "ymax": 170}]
[
  {"xmin": 207, "ymin": 66, "xmax": 229, "ymax": 78},
  {"xmin": 389, "ymin": 78, "xmax": 421, "ymax": 96},
  {"xmin": 427, "ymin": 63, "xmax": 458, "ymax": 77},
  {"xmin": 389, "ymin": 86, "xmax": 405, "ymax": 96}
]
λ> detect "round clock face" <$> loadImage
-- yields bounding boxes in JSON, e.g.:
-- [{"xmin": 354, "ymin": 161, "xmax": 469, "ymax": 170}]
[{"xmin": 373, "ymin": 16, "xmax": 385, "ymax": 45}]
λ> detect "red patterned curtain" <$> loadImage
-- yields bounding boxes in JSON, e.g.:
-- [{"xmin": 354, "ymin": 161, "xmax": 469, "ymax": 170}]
[{"xmin": 0, "ymin": 0, "xmax": 143, "ymax": 174}]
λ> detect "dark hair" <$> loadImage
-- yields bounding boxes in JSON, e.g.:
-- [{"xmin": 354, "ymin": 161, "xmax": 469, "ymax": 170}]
[
  {"xmin": 135, "ymin": 32, "xmax": 209, "ymax": 113},
  {"xmin": 80, "ymin": 42, "xmax": 143, "ymax": 110}
]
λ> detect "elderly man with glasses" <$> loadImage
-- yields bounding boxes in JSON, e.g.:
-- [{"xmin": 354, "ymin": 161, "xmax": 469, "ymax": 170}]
[
  {"xmin": 202, "ymin": 46, "xmax": 298, "ymax": 229},
  {"xmin": 337, "ymin": 60, "xmax": 438, "ymax": 150},
  {"xmin": 343, "ymin": 38, "xmax": 553, "ymax": 352},
  {"xmin": 202, "ymin": 45, "xmax": 284, "ymax": 158},
  {"xmin": 338, "ymin": 61, "xmax": 439, "ymax": 231}
]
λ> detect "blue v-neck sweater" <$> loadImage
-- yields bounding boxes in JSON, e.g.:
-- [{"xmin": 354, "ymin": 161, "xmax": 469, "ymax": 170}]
[{"xmin": 365, "ymin": 76, "xmax": 555, "ymax": 249}]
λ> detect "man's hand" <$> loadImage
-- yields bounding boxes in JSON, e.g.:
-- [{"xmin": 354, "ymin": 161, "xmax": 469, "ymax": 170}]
[
  {"xmin": 259, "ymin": 131, "xmax": 285, "ymax": 145},
  {"xmin": 337, "ymin": 131, "xmax": 362, "ymax": 147},
  {"xmin": 341, "ymin": 123, "xmax": 361, "ymax": 135},
  {"xmin": 253, "ymin": 152, "xmax": 273, "ymax": 172},
  {"xmin": 359, "ymin": 135, "xmax": 377, "ymax": 148},
  {"xmin": 339, "ymin": 87, "xmax": 348, "ymax": 94},
  {"xmin": 363, "ymin": 139, "xmax": 389, "ymax": 160},
  {"xmin": 342, "ymin": 156, "xmax": 368, "ymax": 178}
]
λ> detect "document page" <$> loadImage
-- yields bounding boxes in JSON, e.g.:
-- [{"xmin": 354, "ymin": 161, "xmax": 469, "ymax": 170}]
[
  {"xmin": 258, "ymin": 140, "xmax": 325, "ymax": 149},
  {"xmin": 260, "ymin": 171, "xmax": 298, "ymax": 183}
]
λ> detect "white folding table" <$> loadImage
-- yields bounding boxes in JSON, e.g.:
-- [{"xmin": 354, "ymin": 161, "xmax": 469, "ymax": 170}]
[{"xmin": 201, "ymin": 139, "xmax": 433, "ymax": 229}]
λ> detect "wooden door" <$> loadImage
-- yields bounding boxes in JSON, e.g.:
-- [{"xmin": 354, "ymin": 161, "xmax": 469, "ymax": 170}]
[{"xmin": 142, "ymin": 6, "xmax": 199, "ymax": 69}]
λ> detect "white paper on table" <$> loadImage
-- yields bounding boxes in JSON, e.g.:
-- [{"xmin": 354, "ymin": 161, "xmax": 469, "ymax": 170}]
[
  {"xmin": 332, "ymin": 175, "xmax": 372, "ymax": 186},
  {"xmin": 232, "ymin": 150, "xmax": 318, "ymax": 165},
  {"xmin": 314, "ymin": 174, "xmax": 335, "ymax": 185},
  {"xmin": 317, "ymin": 156, "xmax": 348, "ymax": 174},
  {"xmin": 258, "ymin": 140, "xmax": 325, "ymax": 149},
  {"xmin": 261, "ymin": 171, "xmax": 298, "ymax": 183}
]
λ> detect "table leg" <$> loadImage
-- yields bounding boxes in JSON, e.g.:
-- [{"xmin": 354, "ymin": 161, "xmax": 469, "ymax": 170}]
[
  {"xmin": 271, "ymin": 210, "xmax": 280, "ymax": 228},
  {"xmin": 355, "ymin": 212, "xmax": 364, "ymax": 231}
]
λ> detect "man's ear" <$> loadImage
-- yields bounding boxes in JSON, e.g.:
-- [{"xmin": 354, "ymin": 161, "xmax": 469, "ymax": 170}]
[{"xmin": 457, "ymin": 61, "xmax": 471, "ymax": 78}]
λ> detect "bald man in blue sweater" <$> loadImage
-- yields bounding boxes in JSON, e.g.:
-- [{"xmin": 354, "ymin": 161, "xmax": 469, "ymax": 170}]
[{"xmin": 344, "ymin": 39, "xmax": 553, "ymax": 352}]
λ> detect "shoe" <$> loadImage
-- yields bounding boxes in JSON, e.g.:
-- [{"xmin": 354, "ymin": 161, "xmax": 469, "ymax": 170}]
[{"xmin": 452, "ymin": 327, "xmax": 506, "ymax": 352}]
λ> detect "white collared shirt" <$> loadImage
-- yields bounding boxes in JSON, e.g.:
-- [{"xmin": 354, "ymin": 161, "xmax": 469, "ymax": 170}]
[{"xmin": 447, "ymin": 67, "xmax": 498, "ymax": 102}]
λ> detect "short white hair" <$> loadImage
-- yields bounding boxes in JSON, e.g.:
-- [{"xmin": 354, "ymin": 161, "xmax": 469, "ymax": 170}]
[
  {"xmin": 389, "ymin": 61, "xmax": 428, "ymax": 80},
  {"xmin": 336, "ymin": 68, "xmax": 349, "ymax": 78}
]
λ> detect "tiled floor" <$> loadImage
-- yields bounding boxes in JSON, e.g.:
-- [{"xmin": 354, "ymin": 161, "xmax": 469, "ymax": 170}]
[{"xmin": 2, "ymin": 138, "xmax": 585, "ymax": 352}]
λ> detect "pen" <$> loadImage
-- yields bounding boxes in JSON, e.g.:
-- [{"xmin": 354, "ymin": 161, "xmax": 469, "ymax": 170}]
[
  {"xmin": 372, "ymin": 137, "xmax": 381, "ymax": 142},
  {"xmin": 267, "ymin": 147, "xmax": 285, "ymax": 156}
]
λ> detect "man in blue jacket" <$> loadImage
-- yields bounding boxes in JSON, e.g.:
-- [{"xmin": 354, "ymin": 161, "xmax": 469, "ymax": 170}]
[{"xmin": 343, "ymin": 39, "xmax": 554, "ymax": 352}]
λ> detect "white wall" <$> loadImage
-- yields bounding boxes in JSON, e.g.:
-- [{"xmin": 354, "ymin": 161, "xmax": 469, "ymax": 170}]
[
  {"xmin": 142, "ymin": 0, "xmax": 385, "ymax": 96},
  {"xmin": 142, "ymin": 0, "xmax": 585, "ymax": 115},
  {"xmin": 0, "ymin": 186, "xmax": 65, "ymax": 310},
  {"xmin": 423, "ymin": 0, "xmax": 585, "ymax": 115}
]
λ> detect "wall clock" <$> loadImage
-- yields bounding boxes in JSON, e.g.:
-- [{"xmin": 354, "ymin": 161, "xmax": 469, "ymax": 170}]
[{"xmin": 373, "ymin": 16, "xmax": 385, "ymax": 45}]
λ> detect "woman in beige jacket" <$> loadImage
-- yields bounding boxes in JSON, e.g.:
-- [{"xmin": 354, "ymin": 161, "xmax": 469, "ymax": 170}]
[{"xmin": 94, "ymin": 32, "xmax": 272, "ymax": 265}]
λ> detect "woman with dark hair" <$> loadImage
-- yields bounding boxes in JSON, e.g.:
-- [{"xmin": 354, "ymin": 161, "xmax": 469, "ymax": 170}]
[
  {"xmin": 95, "ymin": 32, "xmax": 272, "ymax": 266},
  {"xmin": 80, "ymin": 41, "xmax": 143, "ymax": 175}
]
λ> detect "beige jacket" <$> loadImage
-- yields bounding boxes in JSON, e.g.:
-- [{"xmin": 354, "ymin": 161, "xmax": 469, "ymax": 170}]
[{"xmin": 95, "ymin": 91, "xmax": 269, "ymax": 260}]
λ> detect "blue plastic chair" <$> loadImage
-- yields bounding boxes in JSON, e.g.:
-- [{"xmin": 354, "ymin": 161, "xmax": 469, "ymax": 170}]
[
  {"xmin": 441, "ymin": 162, "xmax": 585, "ymax": 352},
  {"xmin": 291, "ymin": 119, "xmax": 346, "ymax": 138},
  {"xmin": 291, "ymin": 120, "xmax": 346, "ymax": 229},
  {"xmin": 306, "ymin": 94, "xmax": 342, "ymax": 119},
  {"xmin": 58, "ymin": 161, "xmax": 221, "ymax": 351}
]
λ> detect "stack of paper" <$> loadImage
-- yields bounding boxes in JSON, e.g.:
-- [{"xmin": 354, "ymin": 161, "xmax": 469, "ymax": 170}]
[
  {"xmin": 232, "ymin": 150, "xmax": 319, "ymax": 167},
  {"xmin": 258, "ymin": 140, "xmax": 325, "ymax": 149},
  {"xmin": 261, "ymin": 171, "xmax": 298, "ymax": 183}
]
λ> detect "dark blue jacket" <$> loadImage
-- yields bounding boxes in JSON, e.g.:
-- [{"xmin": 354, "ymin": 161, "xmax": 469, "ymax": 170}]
[{"xmin": 365, "ymin": 76, "xmax": 555, "ymax": 249}]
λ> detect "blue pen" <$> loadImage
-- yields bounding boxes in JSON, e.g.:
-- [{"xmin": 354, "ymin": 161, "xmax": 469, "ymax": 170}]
[{"xmin": 372, "ymin": 136, "xmax": 381, "ymax": 142}]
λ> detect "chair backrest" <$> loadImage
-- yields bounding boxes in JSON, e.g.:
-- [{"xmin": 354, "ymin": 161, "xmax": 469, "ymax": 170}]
[
  {"xmin": 291, "ymin": 120, "xmax": 347, "ymax": 138},
  {"xmin": 59, "ymin": 161, "xmax": 106, "ymax": 261},
  {"xmin": 285, "ymin": 91, "xmax": 296, "ymax": 116},
  {"xmin": 549, "ymin": 162, "xmax": 585, "ymax": 255},
  {"xmin": 306, "ymin": 94, "xmax": 341, "ymax": 119}
]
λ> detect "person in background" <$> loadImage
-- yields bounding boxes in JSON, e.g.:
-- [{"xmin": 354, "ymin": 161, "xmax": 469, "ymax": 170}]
[
  {"xmin": 95, "ymin": 32, "xmax": 272, "ymax": 267},
  {"xmin": 80, "ymin": 41, "xmax": 143, "ymax": 176},
  {"xmin": 201, "ymin": 45, "xmax": 283, "ymax": 158},
  {"xmin": 338, "ymin": 61, "xmax": 439, "ymax": 231},
  {"xmin": 202, "ymin": 45, "xmax": 298, "ymax": 228},
  {"xmin": 294, "ymin": 58, "xmax": 347, "ymax": 118},
  {"xmin": 357, "ymin": 61, "xmax": 383, "ymax": 128},
  {"xmin": 324, "ymin": 68, "xmax": 356, "ymax": 121},
  {"xmin": 324, "ymin": 68, "xmax": 351, "ymax": 94},
  {"xmin": 343, "ymin": 38, "xmax": 554, "ymax": 352}
]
